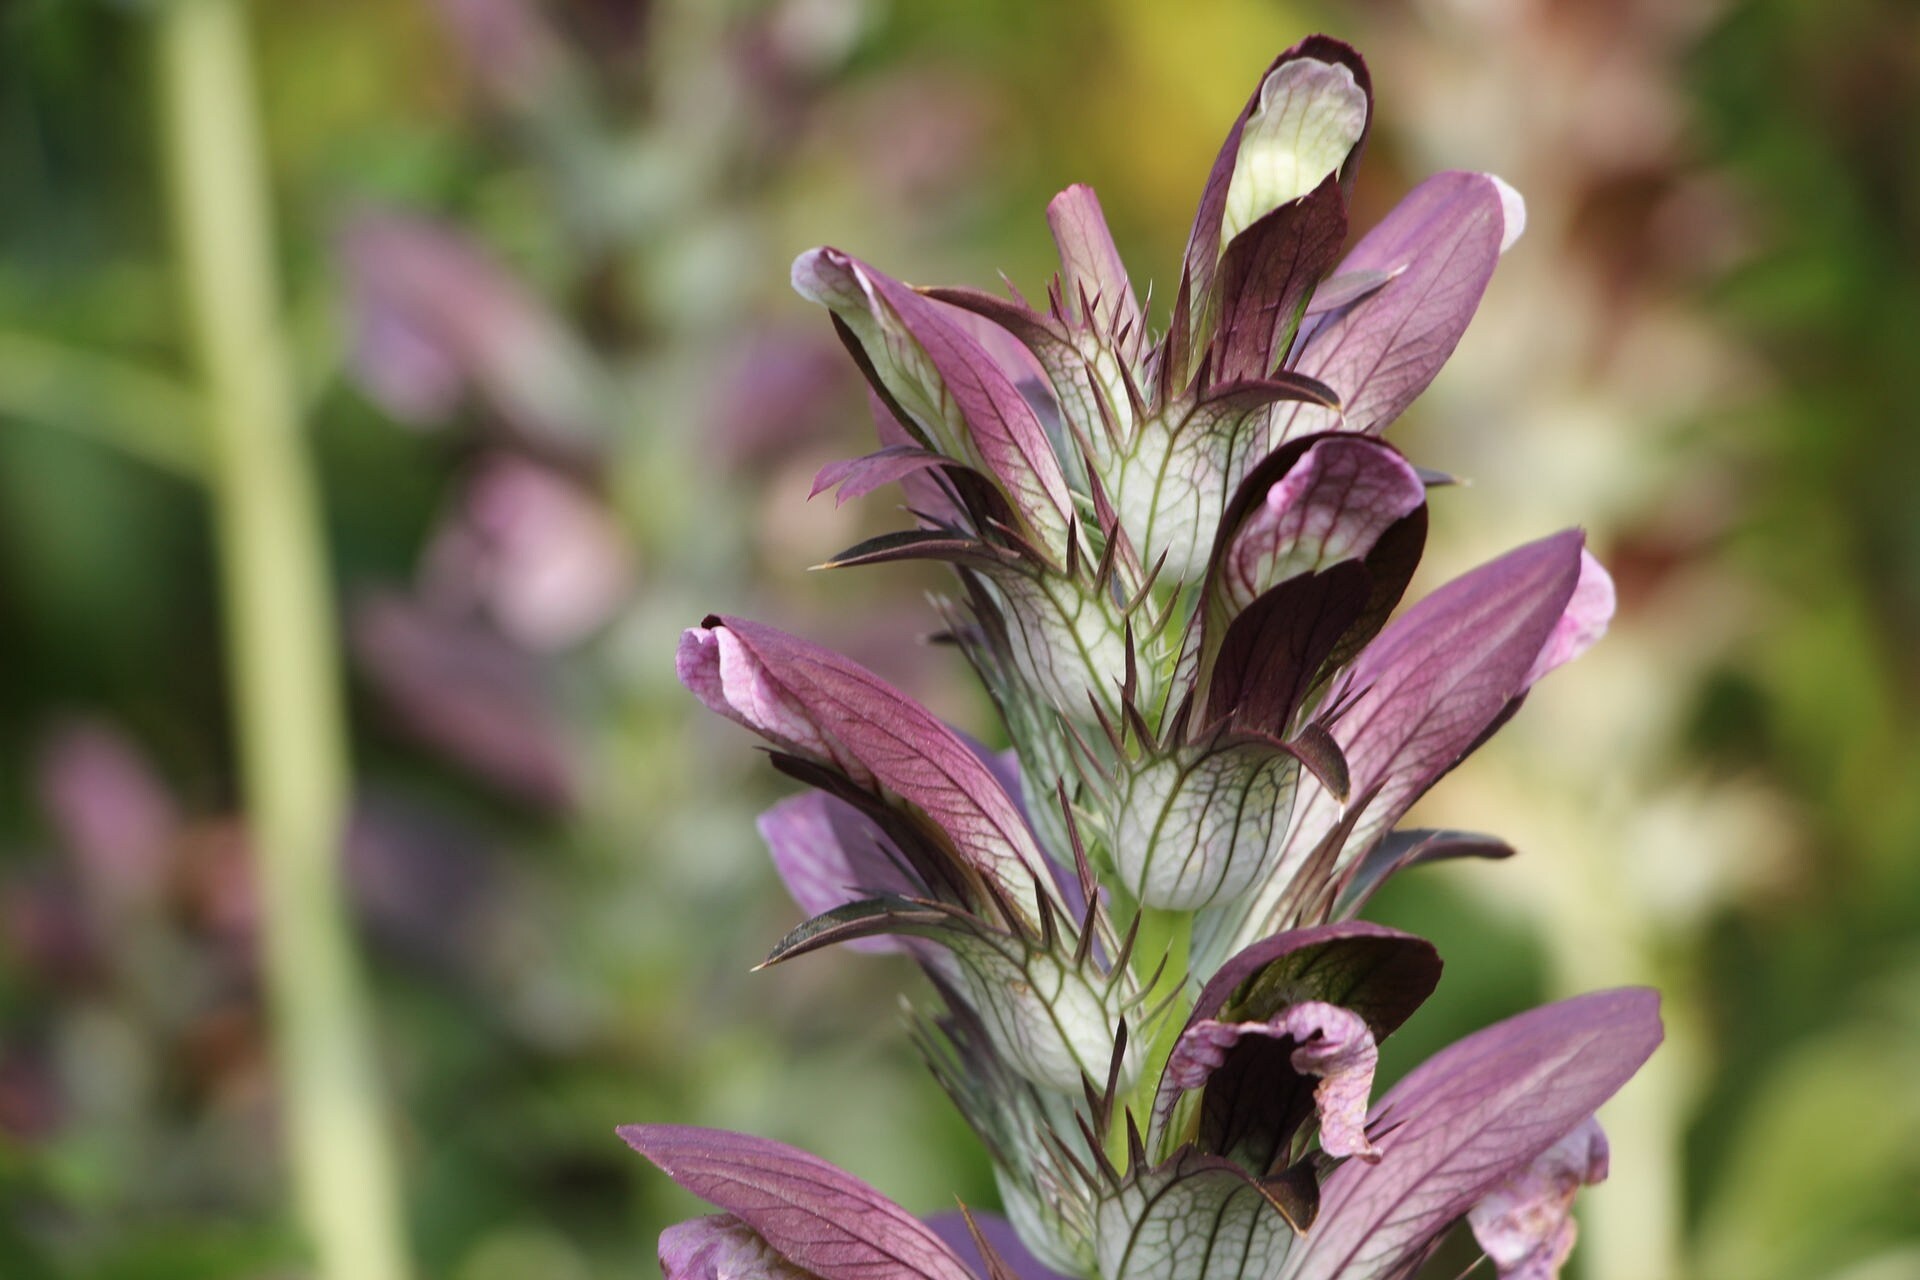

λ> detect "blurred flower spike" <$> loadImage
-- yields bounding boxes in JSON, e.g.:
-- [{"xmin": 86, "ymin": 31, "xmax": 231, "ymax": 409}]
[{"xmin": 632, "ymin": 35, "xmax": 1659, "ymax": 1280}]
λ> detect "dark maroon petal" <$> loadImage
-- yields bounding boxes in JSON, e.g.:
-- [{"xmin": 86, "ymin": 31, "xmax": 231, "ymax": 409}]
[
  {"xmin": 1188, "ymin": 922, "xmax": 1441, "ymax": 1041},
  {"xmin": 1204, "ymin": 564, "xmax": 1371, "ymax": 736},
  {"xmin": 622, "ymin": 1126, "xmax": 978, "ymax": 1280},
  {"xmin": 1210, "ymin": 175, "xmax": 1349, "ymax": 385},
  {"xmin": 926, "ymin": 1210, "xmax": 1078, "ymax": 1280},
  {"xmin": 1282, "ymin": 171, "xmax": 1511, "ymax": 439},
  {"xmin": 1287, "ymin": 989, "xmax": 1661, "ymax": 1280},
  {"xmin": 1215, "ymin": 436, "xmax": 1426, "ymax": 617}
]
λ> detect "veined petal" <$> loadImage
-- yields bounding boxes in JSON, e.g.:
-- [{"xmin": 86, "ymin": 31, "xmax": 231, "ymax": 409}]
[
  {"xmin": 1313, "ymin": 530, "xmax": 1588, "ymax": 858},
  {"xmin": 1221, "ymin": 61, "xmax": 1367, "ymax": 247},
  {"xmin": 678, "ymin": 617, "xmax": 1056, "ymax": 930},
  {"xmin": 945, "ymin": 931, "xmax": 1135, "ymax": 1094},
  {"xmin": 623, "ymin": 1126, "xmax": 979, "ymax": 1280},
  {"xmin": 1283, "ymin": 989, "xmax": 1662, "ymax": 1280},
  {"xmin": 1467, "ymin": 1116, "xmax": 1611, "ymax": 1280},
  {"xmin": 1282, "ymin": 170, "xmax": 1515, "ymax": 440},
  {"xmin": 1111, "ymin": 737, "xmax": 1303, "ymax": 911},
  {"xmin": 661, "ymin": 1214, "xmax": 818, "ymax": 1280}
]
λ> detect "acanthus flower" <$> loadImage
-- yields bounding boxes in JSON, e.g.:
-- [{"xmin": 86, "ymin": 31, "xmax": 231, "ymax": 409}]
[{"xmin": 633, "ymin": 32, "xmax": 1660, "ymax": 1280}]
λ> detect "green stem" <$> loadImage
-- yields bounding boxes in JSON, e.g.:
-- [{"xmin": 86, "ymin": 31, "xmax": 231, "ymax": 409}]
[
  {"xmin": 155, "ymin": 3, "xmax": 412, "ymax": 1277},
  {"xmin": 1108, "ymin": 904, "xmax": 1193, "ymax": 1168}
]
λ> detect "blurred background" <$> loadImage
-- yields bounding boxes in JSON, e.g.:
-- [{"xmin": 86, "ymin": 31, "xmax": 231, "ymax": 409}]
[{"xmin": 2, "ymin": 0, "xmax": 1917, "ymax": 1277}]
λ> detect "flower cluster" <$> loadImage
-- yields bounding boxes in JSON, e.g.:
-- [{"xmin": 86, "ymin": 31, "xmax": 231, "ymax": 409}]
[{"xmin": 628, "ymin": 36, "xmax": 1661, "ymax": 1280}]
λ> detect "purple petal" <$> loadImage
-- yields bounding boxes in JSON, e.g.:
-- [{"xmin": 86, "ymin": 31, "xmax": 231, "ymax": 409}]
[
  {"xmin": 1047, "ymin": 184, "xmax": 1142, "ymax": 346},
  {"xmin": 1282, "ymin": 171, "xmax": 1514, "ymax": 439},
  {"xmin": 35, "ymin": 720, "xmax": 178, "ymax": 906},
  {"xmin": 757, "ymin": 793, "xmax": 916, "ymax": 954},
  {"xmin": 926, "ymin": 1210, "xmax": 1078, "ymax": 1280},
  {"xmin": 810, "ymin": 444, "xmax": 956, "ymax": 507},
  {"xmin": 677, "ymin": 617, "xmax": 1054, "ymax": 927},
  {"xmin": 1467, "ymin": 1117, "xmax": 1610, "ymax": 1280},
  {"xmin": 350, "ymin": 592, "xmax": 578, "ymax": 811},
  {"xmin": 1313, "ymin": 530, "xmax": 1587, "ymax": 853},
  {"xmin": 660, "ymin": 1213, "xmax": 816, "ymax": 1280},
  {"xmin": 622, "ymin": 1125, "xmax": 978, "ymax": 1280},
  {"xmin": 1523, "ymin": 548, "xmax": 1615, "ymax": 686},
  {"xmin": 1287, "ymin": 989, "xmax": 1662, "ymax": 1280}
]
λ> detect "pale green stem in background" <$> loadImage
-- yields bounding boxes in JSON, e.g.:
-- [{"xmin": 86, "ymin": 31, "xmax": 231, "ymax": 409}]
[{"xmin": 156, "ymin": 2, "xmax": 412, "ymax": 1278}]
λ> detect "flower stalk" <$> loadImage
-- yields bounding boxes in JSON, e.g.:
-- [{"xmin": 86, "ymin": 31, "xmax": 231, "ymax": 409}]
[
  {"xmin": 156, "ymin": 2, "xmax": 411, "ymax": 1277},
  {"xmin": 632, "ymin": 34, "xmax": 1659, "ymax": 1280}
]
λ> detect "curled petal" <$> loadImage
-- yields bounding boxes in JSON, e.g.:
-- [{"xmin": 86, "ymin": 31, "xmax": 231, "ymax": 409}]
[
  {"xmin": 1221, "ymin": 59, "xmax": 1369, "ymax": 247},
  {"xmin": 1168, "ymin": 1003, "xmax": 1381, "ymax": 1162},
  {"xmin": 1155, "ymin": 924, "xmax": 1438, "ymax": 1169},
  {"xmin": 1220, "ymin": 436, "xmax": 1426, "ymax": 615},
  {"xmin": 1468, "ymin": 1117, "xmax": 1611, "ymax": 1280},
  {"xmin": 1280, "ymin": 1002, "xmax": 1381, "ymax": 1160},
  {"xmin": 622, "ymin": 1125, "xmax": 978, "ymax": 1280}
]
